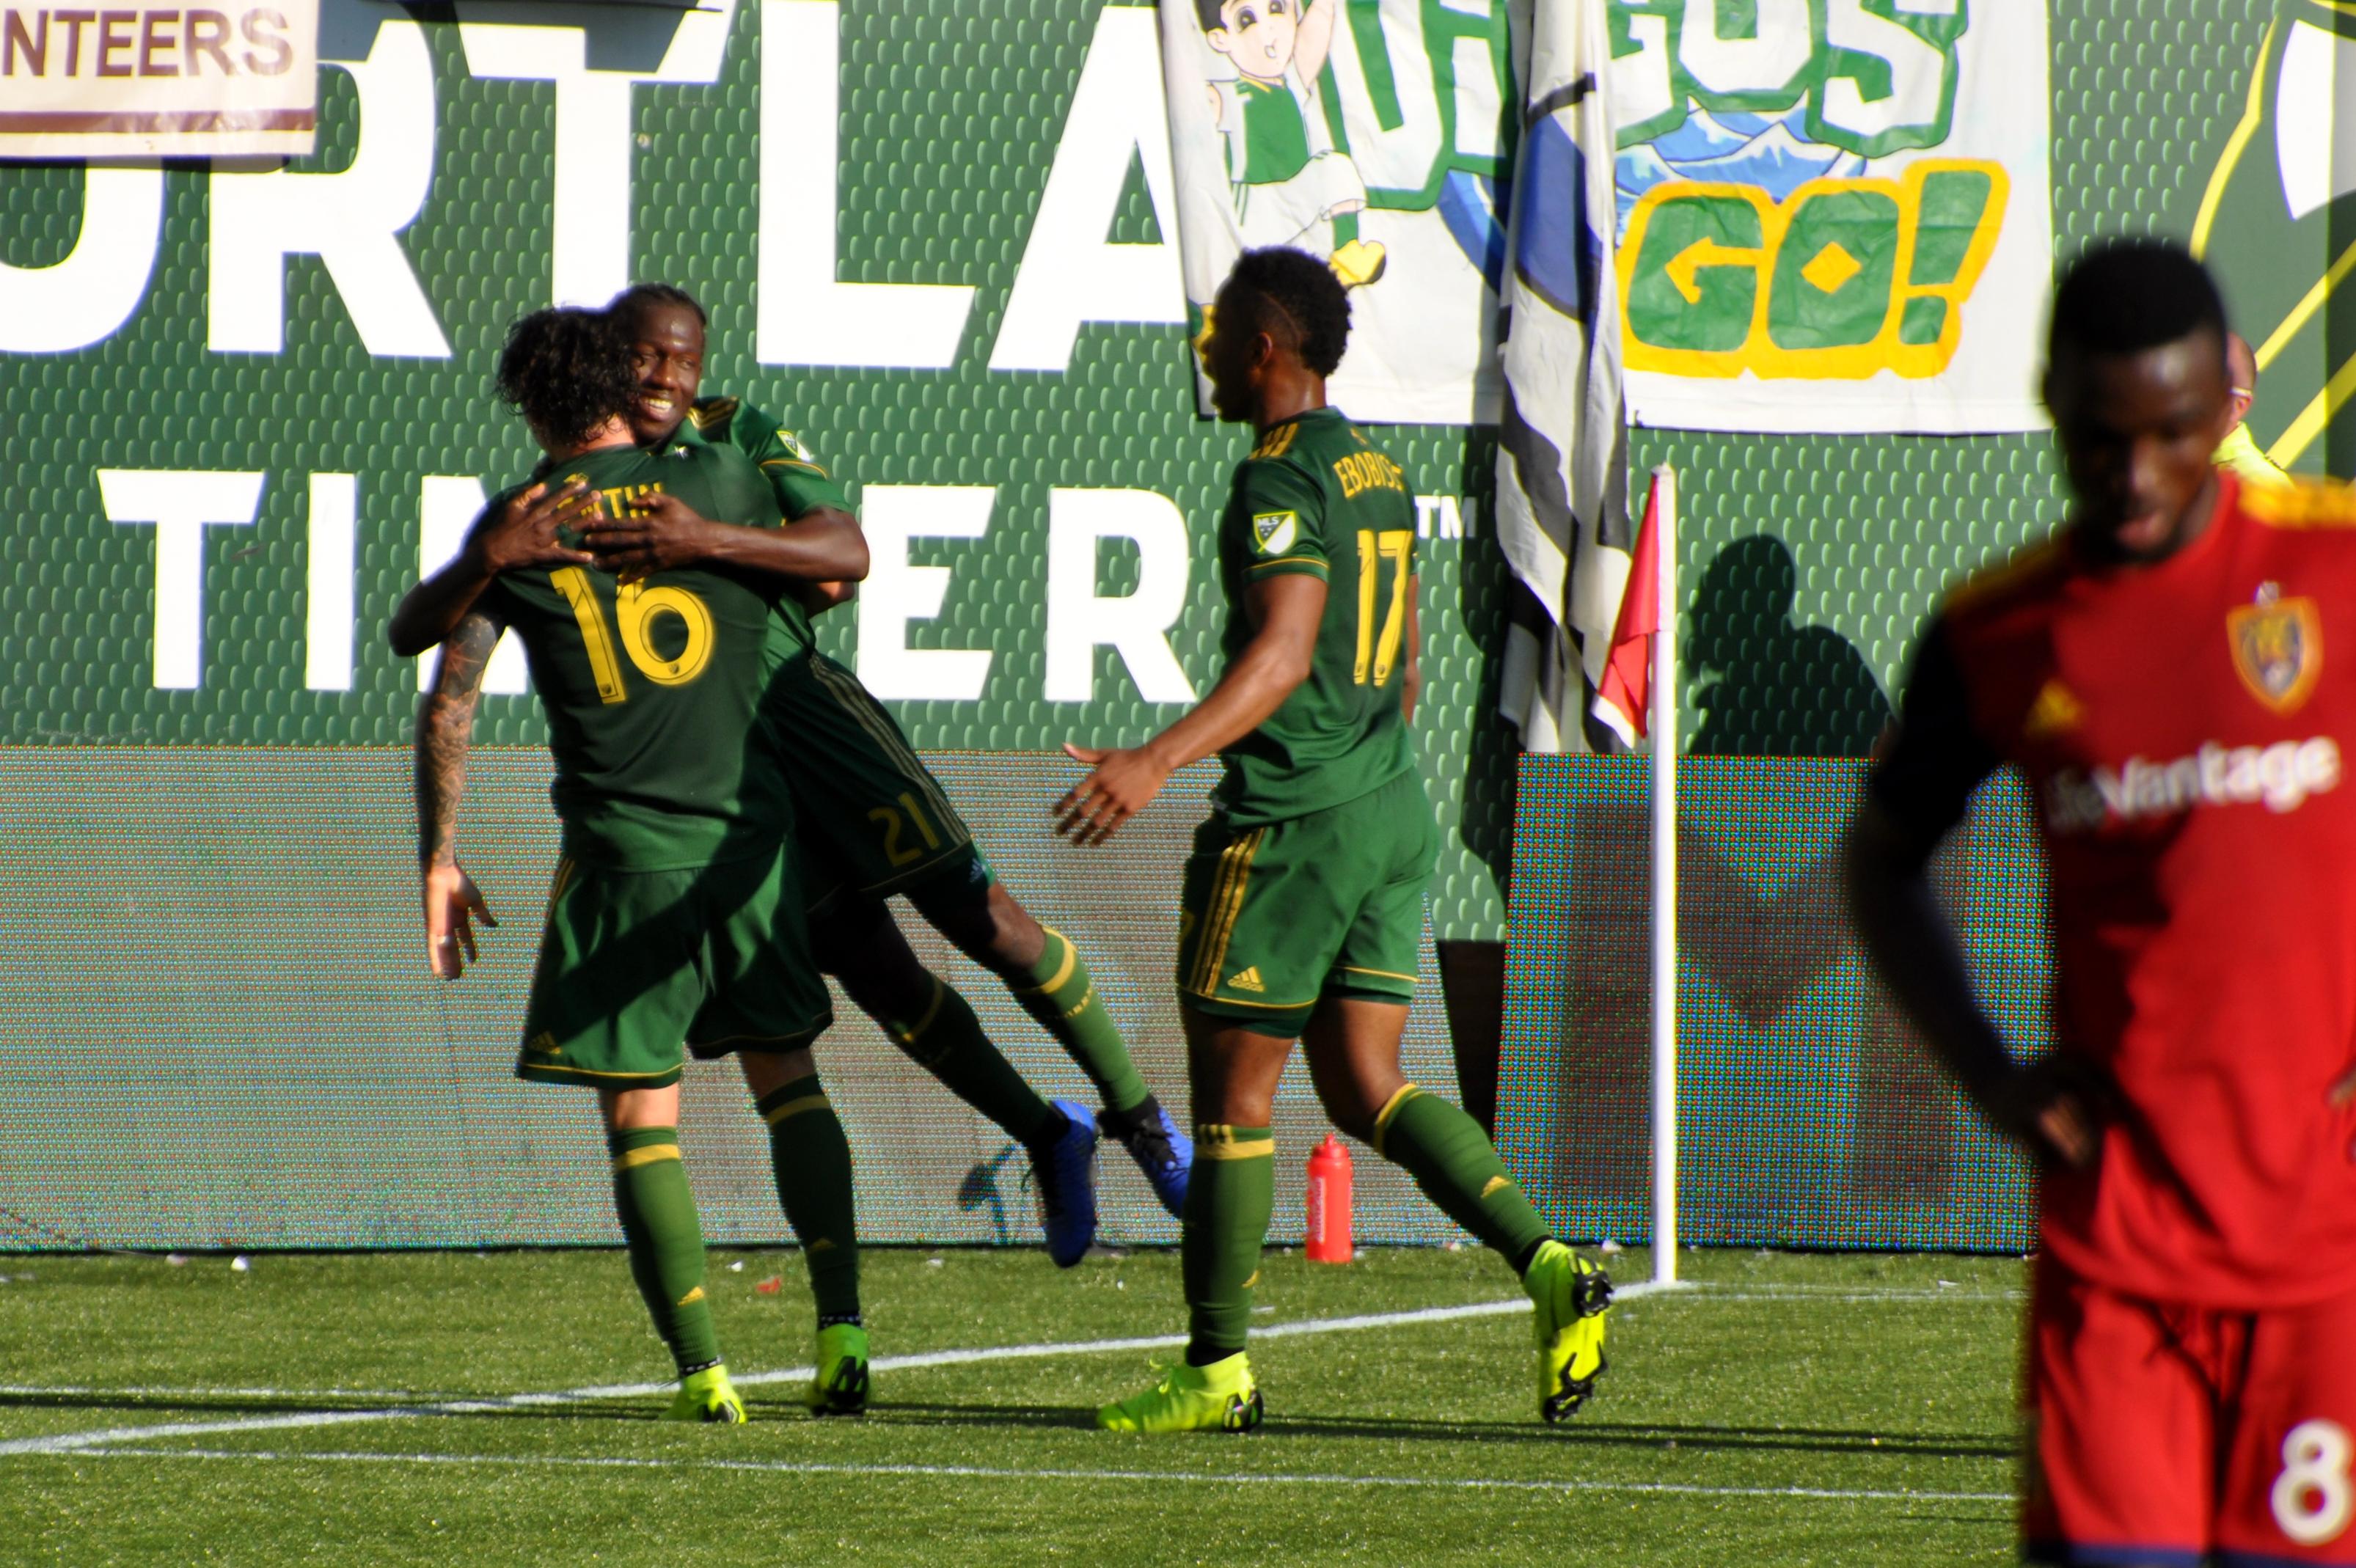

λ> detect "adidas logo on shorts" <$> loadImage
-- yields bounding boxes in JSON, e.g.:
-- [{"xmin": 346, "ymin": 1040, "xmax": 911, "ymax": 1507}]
[{"xmin": 1226, "ymin": 966, "xmax": 1266, "ymax": 993}]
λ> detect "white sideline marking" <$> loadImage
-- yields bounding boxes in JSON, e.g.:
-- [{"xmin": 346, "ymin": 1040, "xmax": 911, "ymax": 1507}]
[
  {"xmin": 0, "ymin": 1283, "xmax": 2007, "ymax": 1400},
  {"xmin": 76, "ymin": 1447, "xmax": 2013, "ymax": 1506},
  {"xmin": 0, "ymin": 1286, "xmax": 1675, "ymax": 1458},
  {"xmin": 0, "ymin": 1385, "xmax": 445, "ymax": 1401},
  {"xmin": 0, "ymin": 1276, "xmax": 2028, "ymax": 1447}
]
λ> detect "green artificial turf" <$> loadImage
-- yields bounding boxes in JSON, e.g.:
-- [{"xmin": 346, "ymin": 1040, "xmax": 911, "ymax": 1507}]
[{"xmin": 0, "ymin": 1247, "xmax": 2021, "ymax": 1565}]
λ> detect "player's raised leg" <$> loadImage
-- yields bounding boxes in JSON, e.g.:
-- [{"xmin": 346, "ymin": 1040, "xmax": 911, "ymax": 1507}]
[
  {"xmin": 1306, "ymin": 1002, "xmax": 1610, "ymax": 1424},
  {"xmin": 781, "ymin": 648, "xmax": 1189, "ymax": 1216},
  {"xmin": 907, "ymin": 871, "xmax": 1191, "ymax": 1213},
  {"xmin": 809, "ymin": 889, "xmax": 1100, "ymax": 1267}
]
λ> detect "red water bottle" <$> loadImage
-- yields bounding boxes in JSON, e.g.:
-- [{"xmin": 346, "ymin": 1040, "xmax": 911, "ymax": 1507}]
[{"xmin": 1306, "ymin": 1134, "xmax": 1353, "ymax": 1263}]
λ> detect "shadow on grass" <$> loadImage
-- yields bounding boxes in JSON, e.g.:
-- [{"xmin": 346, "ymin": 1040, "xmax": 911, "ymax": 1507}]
[
  {"xmin": 849, "ymin": 1400, "xmax": 1104, "ymax": 1432},
  {"xmin": 1210, "ymin": 1413, "xmax": 2008, "ymax": 1460},
  {"xmin": 0, "ymin": 1391, "xmax": 2011, "ymax": 1460}
]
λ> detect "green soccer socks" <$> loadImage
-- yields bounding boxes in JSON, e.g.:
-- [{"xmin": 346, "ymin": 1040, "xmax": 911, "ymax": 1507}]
[
  {"xmin": 1372, "ymin": 1085, "xmax": 1553, "ymax": 1265},
  {"xmin": 607, "ymin": 1126, "xmax": 722, "ymax": 1376},
  {"xmin": 1182, "ymin": 1124, "xmax": 1276, "ymax": 1364},
  {"xmin": 885, "ymin": 973, "xmax": 1058, "ymax": 1148},
  {"xmin": 1013, "ymin": 926, "xmax": 1151, "ymax": 1115},
  {"xmin": 756, "ymin": 1074, "xmax": 861, "ymax": 1322}
]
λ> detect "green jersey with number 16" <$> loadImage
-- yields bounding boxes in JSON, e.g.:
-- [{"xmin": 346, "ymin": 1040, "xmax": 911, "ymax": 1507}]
[
  {"xmin": 1212, "ymin": 407, "xmax": 1417, "ymax": 826},
  {"xmin": 480, "ymin": 440, "xmax": 789, "ymax": 871}
]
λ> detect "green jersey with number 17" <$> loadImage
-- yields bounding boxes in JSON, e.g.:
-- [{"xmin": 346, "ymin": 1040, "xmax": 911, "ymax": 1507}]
[
  {"xmin": 479, "ymin": 440, "xmax": 790, "ymax": 871},
  {"xmin": 1213, "ymin": 407, "xmax": 1417, "ymax": 825}
]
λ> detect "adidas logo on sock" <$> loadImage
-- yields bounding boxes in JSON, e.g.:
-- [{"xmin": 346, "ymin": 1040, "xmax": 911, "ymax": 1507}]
[{"xmin": 1226, "ymin": 966, "xmax": 1265, "ymax": 992}]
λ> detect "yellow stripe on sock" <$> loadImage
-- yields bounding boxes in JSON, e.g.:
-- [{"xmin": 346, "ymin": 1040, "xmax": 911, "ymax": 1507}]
[
  {"xmin": 892, "ymin": 976, "xmax": 948, "ymax": 1047},
  {"xmin": 1020, "ymin": 928, "xmax": 1078, "ymax": 997},
  {"xmin": 762, "ymin": 1093, "xmax": 833, "ymax": 1126},
  {"xmin": 1370, "ymin": 1083, "xmax": 1424, "ymax": 1157},
  {"xmin": 610, "ymin": 1143, "xmax": 681, "ymax": 1173},
  {"xmin": 1480, "ymin": 1176, "xmax": 1510, "ymax": 1200},
  {"xmin": 1195, "ymin": 1124, "xmax": 1276, "ymax": 1161},
  {"xmin": 676, "ymin": 1285, "xmax": 705, "ymax": 1307}
]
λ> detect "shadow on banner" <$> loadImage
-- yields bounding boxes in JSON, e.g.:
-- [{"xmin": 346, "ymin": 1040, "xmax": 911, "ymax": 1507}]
[{"xmin": 1499, "ymin": 755, "xmax": 2050, "ymax": 1253}]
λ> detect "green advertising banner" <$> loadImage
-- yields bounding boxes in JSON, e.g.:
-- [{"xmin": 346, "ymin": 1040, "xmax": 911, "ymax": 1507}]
[{"xmin": 0, "ymin": 0, "xmax": 1521, "ymax": 935}]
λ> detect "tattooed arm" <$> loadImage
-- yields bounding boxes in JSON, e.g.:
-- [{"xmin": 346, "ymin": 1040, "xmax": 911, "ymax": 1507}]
[{"xmin": 414, "ymin": 612, "xmax": 501, "ymax": 979}]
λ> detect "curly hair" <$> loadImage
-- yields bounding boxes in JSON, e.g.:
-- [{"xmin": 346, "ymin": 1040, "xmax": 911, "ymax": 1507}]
[
  {"xmin": 610, "ymin": 281, "xmax": 707, "ymax": 328},
  {"xmin": 1226, "ymin": 246, "xmax": 1351, "ymax": 375},
  {"xmin": 495, "ymin": 307, "xmax": 637, "ymax": 450}
]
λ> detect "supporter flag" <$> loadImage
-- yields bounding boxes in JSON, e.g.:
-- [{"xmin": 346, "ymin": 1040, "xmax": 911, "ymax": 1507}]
[
  {"xmin": 1493, "ymin": 0, "xmax": 1628, "ymax": 754},
  {"xmin": 1589, "ymin": 473, "xmax": 1663, "ymax": 747}
]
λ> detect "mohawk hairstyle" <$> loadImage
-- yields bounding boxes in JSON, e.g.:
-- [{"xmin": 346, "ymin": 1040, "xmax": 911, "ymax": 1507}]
[
  {"xmin": 610, "ymin": 281, "xmax": 708, "ymax": 327},
  {"xmin": 2049, "ymin": 238, "xmax": 2227, "ymax": 364},
  {"xmin": 1227, "ymin": 246, "xmax": 1351, "ymax": 377},
  {"xmin": 496, "ymin": 307, "xmax": 637, "ymax": 452}
]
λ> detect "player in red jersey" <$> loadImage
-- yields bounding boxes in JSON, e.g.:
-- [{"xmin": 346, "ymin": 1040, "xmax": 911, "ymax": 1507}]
[{"xmin": 1850, "ymin": 239, "xmax": 2356, "ymax": 1566}]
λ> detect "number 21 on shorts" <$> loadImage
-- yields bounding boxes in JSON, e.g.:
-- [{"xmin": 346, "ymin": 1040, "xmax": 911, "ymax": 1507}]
[{"xmin": 2274, "ymin": 1419, "xmax": 2355, "ymax": 1547}]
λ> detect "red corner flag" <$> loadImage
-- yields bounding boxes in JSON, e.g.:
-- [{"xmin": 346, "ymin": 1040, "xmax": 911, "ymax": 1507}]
[{"xmin": 1589, "ymin": 473, "xmax": 1662, "ymax": 748}]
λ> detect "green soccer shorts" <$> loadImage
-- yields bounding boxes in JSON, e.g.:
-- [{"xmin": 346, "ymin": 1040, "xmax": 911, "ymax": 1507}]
[
  {"xmin": 516, "ymin": 844, "xmax": 835, "ymax": 1089},
  {"xmin": 758, "ymin": 648, "xmax": 992, "ymax": 907},
  {"xmin": 1174, "ymin": 768, "xmax": 1439, "ymax": 1038}
]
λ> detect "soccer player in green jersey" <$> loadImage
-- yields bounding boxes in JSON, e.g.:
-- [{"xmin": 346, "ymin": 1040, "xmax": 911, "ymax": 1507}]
[
  {"xmin": 389, "ymin": 308, "xmax": 855, "ymax": 1421},
  {"xmin": 1057, "ymin": 248, "xmax": 1613, "ymax": 1432},
  {"xmin": 582, "ymin": 283, "xmax": 1192, "ymax": 1255}
]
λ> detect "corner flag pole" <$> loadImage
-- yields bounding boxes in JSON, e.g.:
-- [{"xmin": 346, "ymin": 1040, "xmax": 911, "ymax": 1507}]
[{"xmin": 1649, "ymin": 465, "xmax": 1678, "ymax": 1287}]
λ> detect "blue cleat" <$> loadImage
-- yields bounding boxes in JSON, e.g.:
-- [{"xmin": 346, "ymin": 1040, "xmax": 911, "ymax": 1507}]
[
  {"xmin": 1031, "ymin": 1099, "xmax": 1100, "ymax": 1267},
  {"xmin": 1108, "ymin": 1099, "xmax": 1191, "ymax": 1219}
]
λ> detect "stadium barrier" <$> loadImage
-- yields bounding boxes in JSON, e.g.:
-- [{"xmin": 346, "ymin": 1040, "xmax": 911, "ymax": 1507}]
[
  {"xmin": 1499, "ymin": 755, "xmax": 2051, "ymax": 1253},
  {"xmin": 0, "ymin": 750, "xmax": 1465, "ymax": 1252}
]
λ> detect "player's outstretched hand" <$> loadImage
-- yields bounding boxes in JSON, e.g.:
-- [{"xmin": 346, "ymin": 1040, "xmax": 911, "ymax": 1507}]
[
  {"xmin": 582, "ymin": 491, "xmax": 719, "ymax": 584},
  {"xmin": 472, "ymin": 481, "xmax": 596, "ymax": 574},
  {"xmin": 422, "ymin": 862, "xmax": 499, "ymax": 981},
  {"xmin": 1055, "ymin": 742, "xmax": 1171, "ymax": 846}
]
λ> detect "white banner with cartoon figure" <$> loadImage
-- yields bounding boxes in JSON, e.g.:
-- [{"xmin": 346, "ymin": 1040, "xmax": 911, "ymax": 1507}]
[
  {"xmin": 1157, "ymin": 0, "xmax": 1518, "ymax": 425},
  {"xmin": 1610, "ymin": 1, "xmax": 2051, "ymax": 434}
]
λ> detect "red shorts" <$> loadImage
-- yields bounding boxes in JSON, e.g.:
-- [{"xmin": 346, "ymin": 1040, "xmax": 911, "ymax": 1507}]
[{"xmin": 2024, "ymin": 1254, "xmax": 2356, "ymax": 1565}]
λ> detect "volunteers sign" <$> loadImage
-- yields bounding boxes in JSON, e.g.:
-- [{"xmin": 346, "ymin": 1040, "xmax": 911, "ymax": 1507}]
[
  {"xmin": 1609, "ymin": 0, "xmax": 2051, "ymax": 434},
  {"xmin": 0, "ymin": 0, "xmax": 318, "ymax": 158}
]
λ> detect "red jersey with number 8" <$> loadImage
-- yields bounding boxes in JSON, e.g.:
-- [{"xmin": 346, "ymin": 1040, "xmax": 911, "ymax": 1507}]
[{"xmin": 1939, "ymin": 475, "xmax": 2356, "ymax": 1308}]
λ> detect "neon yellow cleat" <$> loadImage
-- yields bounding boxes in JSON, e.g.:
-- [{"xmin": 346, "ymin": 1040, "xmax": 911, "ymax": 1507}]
[
  {"xmin": 1097, "ymin": 1352, "xmax": 1264, "ymax": 1434},
  {"xmin": 805, "ymin": 1323, "xmax": 871, "ymax": 1417},
  {"xmin": 663, "ymin": 1364, "xmax": 747, "ymax": 1424},
  {"xmin": 1523, "ymin": 1240, "xmax": 1612, "ymax": 1424}
]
